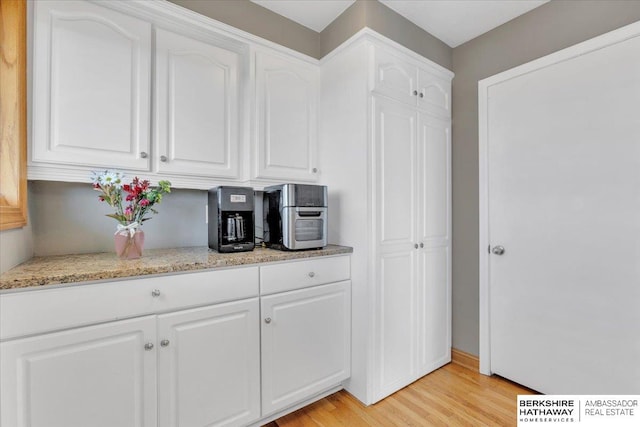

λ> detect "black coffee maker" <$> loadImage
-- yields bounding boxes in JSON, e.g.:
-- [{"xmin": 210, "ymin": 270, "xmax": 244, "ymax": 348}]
[{"xmin": 208, "ymin": 186, "xmax": 255, "ymax": 253}]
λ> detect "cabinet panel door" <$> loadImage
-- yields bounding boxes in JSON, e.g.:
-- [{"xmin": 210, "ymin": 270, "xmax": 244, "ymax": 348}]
[
  {"xmin": 373, "ymin": 97, "xmax": 417, "ymax": 251},
  {"xmin": 373, "ymin": 47, "xmax": 418, "ymax": 106},
  {"xmin": 31, "ymin": 0, "xmax": 151, "ymax": 170},
  {"xmin": 255, "ymin": 51, "xmax": 318, "ymax": 182},
  {"xmin": 261, "ymin": 281, "xmax": 351, "ymax": 416},
  {"xmin": 418, "ymin": 114, "xmax": 450, "ymax": 247},
  {"xmin": 417, "ymin": 68, "xmax": 451, "ymax": 118},
  {"xmin": 0, "ymin": 316, "xmax": 157, "ymax": 427},
  {"xmin": 375, "ymin": 251, "xmax": 417, "ymax": 399},
  {"xmin": 157, "ymin": 299, "xmax": 260, "ymax": 427},
  {"xmin": 155, "ymin": 28, "xmax": 241, "ymax": 178},
  {"xmin": 416, "ymin": 113, "xmax": 451, "ymax": 376},
  {"xmin": 417, "ymin": 247, "xmax": 451, "ymax": 376}
]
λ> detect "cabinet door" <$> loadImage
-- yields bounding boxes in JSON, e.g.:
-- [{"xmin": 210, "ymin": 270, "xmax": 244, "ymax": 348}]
[
  {"xmin": 372, "ymin": 96, "xmax": 420, "ymax": 400},
  {"xmin": 261, "ymin": 281, "xmax": 351, "ymax": 416},
  {"xmin": 155, "ymin": 28, "xmax": 242, "ymax": 178},
  {"xmin": 157, "ymin": 298, "xmax": 260, "ymax": 427},
  {"xmin": 417, "ymin": 68, "xmax": 451, "ymax": 119},
  {"xmin": 0, "ymin": 316, "xmax": 157, "ymax": 427},
  {"xmin": 416, "ymin": 112, "xmax": 451, "ymax": 376},
  {"xmin": 255, "ymin": 51, "xmax": 318, "ymax": 182},
  {"xmin": 373, "ymin": 47, "xmax": 418, "ymax": 106},
  {"xmin": 31, "ymin": 0, "xmax": 151, "ymax": 170}
]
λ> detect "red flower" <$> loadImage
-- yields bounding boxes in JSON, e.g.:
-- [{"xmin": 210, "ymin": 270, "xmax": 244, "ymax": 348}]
[{"xmin": 140, "ymin": 199, "xmax": 150, "ymax": 207}]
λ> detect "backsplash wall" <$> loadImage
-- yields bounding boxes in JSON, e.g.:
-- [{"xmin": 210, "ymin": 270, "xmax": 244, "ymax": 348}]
[{"xmin": 29, "ymin": 181, "xmax": 208, "ymax": 256}]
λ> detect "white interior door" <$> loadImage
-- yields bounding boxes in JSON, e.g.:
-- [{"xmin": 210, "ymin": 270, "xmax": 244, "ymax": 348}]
[{"xmin": 481, "ymin": 24, "xmax": 640, "ymax": 394}]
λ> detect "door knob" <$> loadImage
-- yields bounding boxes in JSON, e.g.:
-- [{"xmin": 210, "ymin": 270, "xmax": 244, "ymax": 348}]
[
  {"xmin": 264, "ymin": 317, "xmax": 272, "ymax": 324},
  {"xmin": 492, "ymin": 246, "xmax": 505, "ymax": 255}
]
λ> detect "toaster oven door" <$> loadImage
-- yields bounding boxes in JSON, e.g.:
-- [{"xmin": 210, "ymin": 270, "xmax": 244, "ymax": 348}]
[{"xmin": 281, "ymin": 207, "xmax": 327, "ymax": 249}]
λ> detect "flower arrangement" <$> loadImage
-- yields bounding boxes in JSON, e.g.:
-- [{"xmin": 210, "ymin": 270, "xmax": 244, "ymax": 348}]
[
  {"xmin": 91, "ymin": 170, "xmax": 171, "ymax": 226},
  {"xmin": 91, "ymin": 170, "xmax": 171, "ymax": 259}
]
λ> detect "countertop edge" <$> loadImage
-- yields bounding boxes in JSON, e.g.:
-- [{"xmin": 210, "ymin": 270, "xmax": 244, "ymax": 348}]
[{"xmin": 0, "ymin": 245, "xmax": 353, "ymax": 292}]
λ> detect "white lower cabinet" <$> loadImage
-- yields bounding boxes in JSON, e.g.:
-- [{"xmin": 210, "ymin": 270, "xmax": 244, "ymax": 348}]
[
  {"xmin": 0, "ymin": 316, "xmax": 158, "ymax": 427},
  {"xmin": 0, "ymin": 300, "xmax": 260, "ymax": 427},
  {"xmin": 157, "ymin": 299, "xmax": 260, "ymax": 427},
  {"xmin": 0, "ymin": 256, "xmax": 351, "ymax": 427},
  {"xmin": 260, "ymin": 281, "xmax": 351, "ymax": 416}
]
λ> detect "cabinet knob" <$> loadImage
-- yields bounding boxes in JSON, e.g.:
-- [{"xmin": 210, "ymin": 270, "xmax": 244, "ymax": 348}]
[
  {"xmin": 160, "ymin": 155, "xmax": 168, "ymax": 162},
  {"xmin": 414, "ymin": 243, "xmax": 419, "ymax": 249},
  {"xmin": 264, "ymin": 317, "xmax": 272, "ymax": 324},
  {"xmin": 312, "ymin": 168, "xmax": 318, "ymax": 173},
  {"xmin": 308, "ymin": 271, "xmax": 315, "ymax": 278},
  {"xmin": 420, "ymin": 243, "xmax": 424, "ymax": 248},
  {"xmin": 492, "ymin": 245, "xmax": 506, "ymax": 256},
  {"xmin": 413, "ymin": 90, "xmax": 418, "ymax": 96},
  {"xmin": 140, "ymin": 151, "xmax": 148, "ymax": 159},
  {"xmin": 151, "ymin": 289, "xmax": 161, "ymax": 297},
  {"xmin": 144, "ymin": 342, "xmax": 154, "ymax": 351},
  {"xmin": 419, "ymin": 92, "xmax": 424, "ymax": 98},
  {"xmin": 160, "ymin": 339, "xmax": 170, "ymax": 347}
]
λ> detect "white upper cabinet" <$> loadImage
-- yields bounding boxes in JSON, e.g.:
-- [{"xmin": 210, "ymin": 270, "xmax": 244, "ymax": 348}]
[
  {"xmin": 373, "ymin": 46, "xmax": 451, "ymax": 118},
  {"xmin": 254, "ymin": 50, "xmax": 319, "ymax": 182},
  {"xmin": 154, "ymin": 28, "xmax": 242, "ymax": 179},
  {"xmin": 31, "ymin": 0, "xmax": 152, "ymax": 170}
]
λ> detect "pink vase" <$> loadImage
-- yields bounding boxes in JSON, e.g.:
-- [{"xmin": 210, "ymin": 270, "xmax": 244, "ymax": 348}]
[{"xmin": 114, "ymin": 229, "xmax": 145, "ymax": 260}]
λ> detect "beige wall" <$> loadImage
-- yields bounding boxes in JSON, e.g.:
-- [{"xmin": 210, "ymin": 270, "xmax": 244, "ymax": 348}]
[{"xmin": 450, "ymin": 0, "xmax": 640, "ymax": 355}]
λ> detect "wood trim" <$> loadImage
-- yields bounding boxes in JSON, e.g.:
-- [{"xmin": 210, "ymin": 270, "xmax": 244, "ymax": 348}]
[
  {"xmin": 0, "ymin": 0, "xmax": 28, "ymax": 230},
  {"xmin": 451, "ymin": 348, "xmax": 479, "ymax": 372}
]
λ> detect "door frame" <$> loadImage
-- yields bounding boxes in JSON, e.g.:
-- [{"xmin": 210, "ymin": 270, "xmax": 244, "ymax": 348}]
[{"xmin": 478, "ymin": 20, "xmax": 640, "ymax": 376}]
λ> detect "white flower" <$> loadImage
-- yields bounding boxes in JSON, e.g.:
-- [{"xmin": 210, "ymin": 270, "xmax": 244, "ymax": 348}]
[
  {"xmin": 100, "ymin": 170, "xmax": 125, "ymax": 188},
  {"xmin": 90, "ymin": 170, "xmax": 104, "ymax": 185}
]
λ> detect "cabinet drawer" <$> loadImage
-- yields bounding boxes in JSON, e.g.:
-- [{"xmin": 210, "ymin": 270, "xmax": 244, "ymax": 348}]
[
  {"xmin": 260, "ymin": 255, "xmax": 350, "ymax": 295},
  {"xmin": 0, "ymin": 267, "xmax": 259, "ymax": 341}
]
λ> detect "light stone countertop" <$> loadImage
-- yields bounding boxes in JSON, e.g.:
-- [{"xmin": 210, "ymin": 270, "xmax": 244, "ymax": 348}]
[{"xmin": 0, "ymin": 245, "xmax": 353, "ymax": 291}]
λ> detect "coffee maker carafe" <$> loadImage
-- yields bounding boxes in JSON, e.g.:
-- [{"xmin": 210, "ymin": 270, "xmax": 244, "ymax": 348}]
[{"xmin": 208, "ymin": 186, "xmax": 255, "ymax": 253}]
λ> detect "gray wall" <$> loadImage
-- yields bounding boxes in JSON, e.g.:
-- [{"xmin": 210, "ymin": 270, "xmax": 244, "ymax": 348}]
[
  {"xmin": 168, "ymin": 0, "xmax": 452, "ymax": 69},
  {"xmin": 0, "ymin": 207, "xmax": 33, "ymax": 273},
  {"xmin": 29, "ymin": 181, "xmax": 207, "ymax": 256},
  {"xmin": 320, "ymin": 0, "xmax": 451, "ymax": 68},
  {"xmin": 450, "ymin": 0, "xmax": 640, "ymax": 355},
  {"xmin": 167, "ymin": 0, "xmax": 320, "ymax": 58}
]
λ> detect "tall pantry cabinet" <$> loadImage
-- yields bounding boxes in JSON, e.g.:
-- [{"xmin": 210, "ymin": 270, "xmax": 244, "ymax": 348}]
[{"xmin": 320, "ymin": 30, "xmax": 452, "ymax": 404}]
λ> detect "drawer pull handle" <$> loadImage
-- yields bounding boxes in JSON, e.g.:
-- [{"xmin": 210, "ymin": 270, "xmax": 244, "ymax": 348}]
[
  {"xmin": 144, "ymin": 343, "xmax": 154, "ymax": 351},
  {"xmin": 308, "ymin": 272, "xmax": 315, "ymax": 278},
  {"xmin": 151, "ymin": 289, "xmax": 161, "ymax": 297},
  {"xmin": 265, "ymin": 317, "xmax": 272, "ymax": 324},
  {"xmin": 160, "ymin": 339, "xmax": 170, "ymax": 347}
]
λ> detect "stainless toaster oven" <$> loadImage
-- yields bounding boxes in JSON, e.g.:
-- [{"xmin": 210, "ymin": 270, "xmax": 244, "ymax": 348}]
[{"xmin": 263, "ymin": 184, "xmax": 328, "ymax": 250}]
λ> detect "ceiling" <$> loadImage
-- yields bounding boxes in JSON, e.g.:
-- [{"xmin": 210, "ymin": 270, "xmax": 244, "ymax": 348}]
[{"xmin": 250, "ymin": 0, "xmax": 550, "ymax": 48}]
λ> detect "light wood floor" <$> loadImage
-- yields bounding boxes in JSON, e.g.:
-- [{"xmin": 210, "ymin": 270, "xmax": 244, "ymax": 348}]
[{"xmin": 266, "ymin": 363, "xmax": 536, "ymax": 426}]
